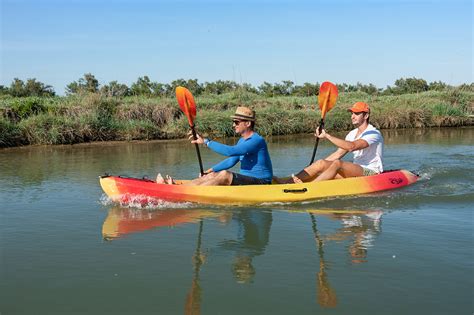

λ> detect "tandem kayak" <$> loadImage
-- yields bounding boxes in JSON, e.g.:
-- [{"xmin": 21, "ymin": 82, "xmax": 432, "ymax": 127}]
[{"xmin": 99, "ymin": 169, "xmax": 418, "ymax": 205}]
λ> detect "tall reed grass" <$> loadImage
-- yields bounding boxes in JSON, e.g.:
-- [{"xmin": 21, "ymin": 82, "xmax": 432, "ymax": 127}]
[{"xmin": 0, "ymin": 89, "xmax": 472, "ymax": 147}]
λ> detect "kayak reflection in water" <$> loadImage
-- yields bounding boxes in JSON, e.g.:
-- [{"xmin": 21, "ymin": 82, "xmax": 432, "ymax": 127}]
[
  {"xmin": 157, "ymin": 106, "xmax": 273, "ymax": 186},
  {"xmin": 219, "ymin": 210, "xmax": 272, "ymax": 284},
  {"xmin": 101, "ymin": 207, "xmax": 223, "ymax": 240},
  {"xmin": 274, "ymin": 102, "xmax": 384, "ymax": 184}
]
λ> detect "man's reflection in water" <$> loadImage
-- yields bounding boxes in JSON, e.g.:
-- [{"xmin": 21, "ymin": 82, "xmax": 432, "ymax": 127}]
[
  {"xmin": 323, "ymin": 210, "xmax": 382, "ymax": 264},
  {"xmin": 310, "ymin": 213, "xmax": 337, "ymax": 308},
  {"xmin": 219, "ymin": 210, "xmax": 272, "ymax": 284},
  {"xmin": 102, "ymin": 206, "xmax": 382, "ymax": 310},
  {"xmin": 232, "ymin": 256, "xmax": 255, "ymax": 284},
  {"xmin": 310, "ymin": 209, "xmax": 383, "ymax": 308},
  {"xmin": 185, "ymin": 211, "xmax": 233, "ymax": 315}
]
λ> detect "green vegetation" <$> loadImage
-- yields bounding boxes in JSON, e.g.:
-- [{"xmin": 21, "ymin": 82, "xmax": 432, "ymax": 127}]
[
  {"xmin": 0, "ymin": 85, "xmax": 472, "ymax": 148},
  {"xmin": 2, "ymin": 73, "xmax": 473, "ymax": 98},
  {"xmin": 1, "ymin": 75, "xmax": 473, "ymax": 147},
  {"xmin": 0, "ymin": 78, "xmax": 55, "ymax": 97}
]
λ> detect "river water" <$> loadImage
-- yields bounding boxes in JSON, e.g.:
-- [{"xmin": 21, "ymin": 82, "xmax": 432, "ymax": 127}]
[{"xmin": 1, "ymin": 128, "xmax": 473, "ymax": 314}]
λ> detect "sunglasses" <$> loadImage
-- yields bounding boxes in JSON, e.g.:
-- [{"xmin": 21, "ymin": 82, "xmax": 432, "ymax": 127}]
[{"xmin": 232, "ymin": 120, "xmax": 245, "ymax": 125}]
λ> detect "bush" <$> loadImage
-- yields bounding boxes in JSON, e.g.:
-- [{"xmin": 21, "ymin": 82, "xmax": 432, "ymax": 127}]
[
  {"xmin": 8, "ymin": 97, "xmax": 48, "ymax": 120},
  {"xmin": 0, "ymin": 117, "xmax": 24, "ymax": 147},
  {"xmin": 443, "ymin": 88, "xmax": 472, "ymax": 113},
  {"xmin": 431, "ymin": 103, "xmax": 465, "ymax": 117}
]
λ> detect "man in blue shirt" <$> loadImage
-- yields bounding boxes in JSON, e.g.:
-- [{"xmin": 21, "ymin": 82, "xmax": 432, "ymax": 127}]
[{"xmin": 171, "ymin": 106, "xmax": 273, "ymax": 186}]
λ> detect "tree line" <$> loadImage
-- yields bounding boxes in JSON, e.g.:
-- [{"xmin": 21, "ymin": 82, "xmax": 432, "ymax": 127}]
[{"xmin": 1, "ymin": 74, "xmax": 472, "ymax": 98}]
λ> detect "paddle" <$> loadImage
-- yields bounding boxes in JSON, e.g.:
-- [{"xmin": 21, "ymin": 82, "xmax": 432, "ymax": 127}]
[
  {"xmin": 176, "ymin": 86, "xmax": 204, "ymax": 176},
  {"xmin": 310, "ymin": 213, "xmax": 337, "ymax": 308},
  {"xmin": 309, "ymin": 81, "xmax": 338, "ymax": 165},
  {"xmin": 185, "ymin": 220, "xmax": 204, "ymax": 315}
]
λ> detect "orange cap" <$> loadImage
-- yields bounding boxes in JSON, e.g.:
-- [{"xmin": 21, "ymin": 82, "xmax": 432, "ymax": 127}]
[{"xmin": 348, "ymin": 102, "xmax": 370, "ymax": 113}]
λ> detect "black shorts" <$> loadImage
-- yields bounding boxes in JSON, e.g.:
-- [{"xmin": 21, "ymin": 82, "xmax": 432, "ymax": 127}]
[{"xmin": 231, "ymin": 173, "xmax": 271, "ymax": 186}]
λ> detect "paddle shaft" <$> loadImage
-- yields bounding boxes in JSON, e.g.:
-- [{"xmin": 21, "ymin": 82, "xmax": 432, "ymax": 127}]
[
  {"xmin": 193, "ymin": 220, "xmax": 204, "ymax": 274},
  {"xmin": 309, "ymin": 119, "xmax": 325, "ymax": 165},
  {"xmin": 185, "ymin": 220, "xmax": 204, "ymax": 314},
  {"xmin": 190, "ymin": 125, "xmax": 205, "ymax": 176},
  {"xmin": 310, "ymin": 213, "xmax": 324, "ymax": 258}
]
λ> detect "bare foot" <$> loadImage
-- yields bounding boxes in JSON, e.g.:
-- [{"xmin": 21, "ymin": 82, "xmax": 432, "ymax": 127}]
[
  {"xmin": 291, "ymin": 174, "xmax": 303, "ymax": 184},
  {"xmin": 165, "ymin": 175, "xmax": 176, "ymax": 185},
  {"xmin": 156, "ymin": 173, "xmax": 165, "ymax": 184}
]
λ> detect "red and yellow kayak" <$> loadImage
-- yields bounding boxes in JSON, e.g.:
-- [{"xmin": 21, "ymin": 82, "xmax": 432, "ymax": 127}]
[{"xmin": 99, "ymin": 170, "xmax": 418, "ymax": 205}]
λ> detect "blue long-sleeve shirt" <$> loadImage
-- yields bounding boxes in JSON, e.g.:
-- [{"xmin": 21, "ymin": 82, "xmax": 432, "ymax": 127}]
[{"xmin": 207, "ymin": 133, "xmax": 273, "ymax": 181}]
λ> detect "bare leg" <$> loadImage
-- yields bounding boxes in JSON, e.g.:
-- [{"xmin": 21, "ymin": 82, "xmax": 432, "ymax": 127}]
[
  {"xmin": 336, "ymin": 161, "xmax": 364, "ymax": 178},
  {"xmin": 188, "ymin": 172, "xmax": 220, "ymax": 185},
  {"xmin": 273, "ymin": 159, "xmax": 334, "ymax": 184},
  {"xmin": 180, "ymin": 171, "xmax": 232, "ymax": 186},
  {"xmin": 314, "ymin": 160, "xmax": 364, "ymax": 182},
  {"xmin": 305, "ymin": 159, "xmax": 335, "ymax": 178},
  {"xmin": 195, "ymin": 170, "xmax": 233, "ymax": 186},
  {"xmin": 157, "ymin": 173, "xmax": 209, "ymax": 185}
]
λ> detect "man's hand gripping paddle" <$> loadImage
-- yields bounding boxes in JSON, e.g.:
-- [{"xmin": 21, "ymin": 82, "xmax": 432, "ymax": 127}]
[
  {"xmin": 309, "ymin": 82, "xmax": 338, "ymax": 165},
  {"xmin": 176, "ymin": 86, "xmax": 204, "ymax": 176}
]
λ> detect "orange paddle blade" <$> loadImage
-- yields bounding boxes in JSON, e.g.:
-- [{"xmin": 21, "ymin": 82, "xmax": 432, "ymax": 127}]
[
  {"xmin": 176, "ymin": 86, "xmax": 197, "ymax": 126},
  {"xmin": 318, "ymin": 82, "xmax": 338, "ymax": 119}
]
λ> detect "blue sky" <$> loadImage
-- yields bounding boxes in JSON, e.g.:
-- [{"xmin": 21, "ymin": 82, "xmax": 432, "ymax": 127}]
[{"xmin": 1, "ymin": 0, "xmax": 472, "ymax": 94}]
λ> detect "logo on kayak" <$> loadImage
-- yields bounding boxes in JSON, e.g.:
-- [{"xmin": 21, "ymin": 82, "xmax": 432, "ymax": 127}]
[{"xmin": 389, "ymin": 178, "xmax": 403, "ymax": 185}]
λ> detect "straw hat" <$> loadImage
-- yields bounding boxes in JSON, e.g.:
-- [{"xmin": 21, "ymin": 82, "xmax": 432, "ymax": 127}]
[{"xmin": 230, "ymin": 106, "xmax": 256, "ymax": 121}]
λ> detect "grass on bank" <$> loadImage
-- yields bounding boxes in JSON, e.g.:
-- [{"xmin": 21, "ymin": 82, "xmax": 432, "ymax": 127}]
[{"xmin": 0, "ymin": 89, "xmax": 472, "ymax": 147}]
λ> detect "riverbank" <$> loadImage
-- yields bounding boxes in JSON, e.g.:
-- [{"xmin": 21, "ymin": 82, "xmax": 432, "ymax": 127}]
[{"xmin": 1, "ymin": 89, "xmax": 472, "ymax": 147}]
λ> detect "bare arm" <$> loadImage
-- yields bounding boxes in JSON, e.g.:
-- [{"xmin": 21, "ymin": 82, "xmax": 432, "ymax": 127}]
[
  {"xmin": 317, "ymin": 129, "xmax": 369, "ymax": 152},
  {"xmin": 324, "ymin": 147, "xmax": 348, "ymax": 161}
]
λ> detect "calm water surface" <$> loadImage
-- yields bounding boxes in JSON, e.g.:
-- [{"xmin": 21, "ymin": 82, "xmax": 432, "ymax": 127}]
[{"xmin": 1, "ymin": 128, "xmax": 473, "ymax": 314}]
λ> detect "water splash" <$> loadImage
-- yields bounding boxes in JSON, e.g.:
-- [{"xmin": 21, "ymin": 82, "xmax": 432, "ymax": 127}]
[
  {"xmin": 418, "ymin": 171, "xmax": 432, "ymax": 181},
  {"xmin": 99, "ymin": 194, "xmax": 114, "ymax": 206},
  {"xmin": 100, "ymin": 193, "xmax": 195, "ymax": 210}
]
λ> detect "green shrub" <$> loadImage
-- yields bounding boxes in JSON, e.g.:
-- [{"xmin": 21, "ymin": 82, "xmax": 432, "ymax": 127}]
[
  {"xmin": 431, "ymin": 103, "xmax": 465, "ymax": 117},
  {"xmin": 443, "ymin": 88, "xmax": 472, "ymax": 113},
  {"xmin": 0, "ymin": 117, "xmax": 24, "ymax": 147},
  {"xmin": 9, "ymin": 97, "xmax": 47, "ymax": 120}
]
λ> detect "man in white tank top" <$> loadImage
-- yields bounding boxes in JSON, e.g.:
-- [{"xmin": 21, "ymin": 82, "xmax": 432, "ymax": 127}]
[{"xmin": 275, "ymin": 102, "xmax": 384, "ymax": 183}]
